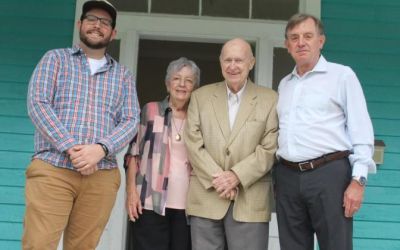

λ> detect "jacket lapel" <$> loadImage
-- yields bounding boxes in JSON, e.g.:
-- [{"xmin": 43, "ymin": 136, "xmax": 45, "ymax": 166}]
[
  {"xmin": 211, "ymin": 82, "xmax": 231, "ymax": 142},
  {"xmin": 228, "ymin": 81, "xmax": 257, "ymax": 145}
]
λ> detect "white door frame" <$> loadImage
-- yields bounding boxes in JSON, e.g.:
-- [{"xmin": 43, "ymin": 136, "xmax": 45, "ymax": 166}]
[{"xmin": 72, "ymin": 1, "xmax": 321, "ymax": 249}]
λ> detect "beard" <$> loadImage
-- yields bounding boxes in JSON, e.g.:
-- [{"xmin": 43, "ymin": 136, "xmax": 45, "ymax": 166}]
[{"xmin": 79, "ymin": 27, "xmax": 112, "ymax": 49}]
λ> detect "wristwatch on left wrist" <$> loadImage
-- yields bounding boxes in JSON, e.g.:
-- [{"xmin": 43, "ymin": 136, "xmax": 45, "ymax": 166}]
[
  {"xmin": 96, "ymin": 143, "xmax": 109, "ymax": 157},
  {"xmin": 352, "ymin": 176, "xmax": 367, "ymax": 186}
]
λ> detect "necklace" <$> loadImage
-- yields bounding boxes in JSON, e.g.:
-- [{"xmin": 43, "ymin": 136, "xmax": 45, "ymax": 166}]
[{"xmin": 171, "ymin": 116, "xmax": 185, "ymax": 141}]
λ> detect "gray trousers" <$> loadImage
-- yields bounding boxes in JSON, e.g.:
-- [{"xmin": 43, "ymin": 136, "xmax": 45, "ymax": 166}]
[
  {"xmin": 190, "ymin": 203, "xmax": 269, "ymax": 250},
  {"xmin": 275, "ymin": 158, "xmax": 353, "ymax": 250}
]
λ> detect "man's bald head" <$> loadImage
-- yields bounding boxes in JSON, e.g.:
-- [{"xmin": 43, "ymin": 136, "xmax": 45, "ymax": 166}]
[
  {"xmin": 220, "ymin": 38, "xmax": 254, "ymax": 60},
  {"xmin": 219, "ymin": 38, "xmax": 255, "ymax": 92}
]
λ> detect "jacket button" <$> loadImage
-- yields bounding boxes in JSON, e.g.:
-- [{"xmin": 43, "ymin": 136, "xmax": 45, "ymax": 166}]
[{"xmin": 226, "ymin": 149, "xmax": 230, "ymax": 156}]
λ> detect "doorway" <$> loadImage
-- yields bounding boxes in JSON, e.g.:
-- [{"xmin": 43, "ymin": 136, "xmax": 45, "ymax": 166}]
[
  {"xmin": 101, "ymin": 36, "xmax": 293, "ymax": 250},
  {"xmin": 135, "ymin": 39, "xmax": 221, "ymax": 105},
  {"xmin": 133, "ymin": 39, "xmax": 258, "ymax": 106}
]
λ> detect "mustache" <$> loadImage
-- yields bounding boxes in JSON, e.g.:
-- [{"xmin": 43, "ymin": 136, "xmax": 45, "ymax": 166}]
[{"xmin": 86, "ymin": 28, "xmax": 104, "ymax": 36}]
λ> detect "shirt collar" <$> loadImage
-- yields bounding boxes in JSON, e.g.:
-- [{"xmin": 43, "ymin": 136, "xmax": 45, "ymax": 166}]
[
  {"xmin": 289, "ymin": 55, "xmax": 328, "ymax": 79},
  {"xmin": 161, "ymin": 96, "xmax": 170, "ymax": 113},
  {"xmin": 71, "ymin": 45, "xmax": 116, "ymax": 69},
  {"xmin": 226, "ymin": 79, "xmax": 247, "ymax": 103}
]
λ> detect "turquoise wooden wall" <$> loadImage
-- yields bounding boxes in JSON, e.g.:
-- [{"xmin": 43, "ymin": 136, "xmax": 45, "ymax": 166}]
[
  {"xmin": 322, "ymin": 0, "xmax": 400, "ymax": 249},
  {"xmin": 0, "ymin": 1, "xmax": 75, "ymax": 249}
]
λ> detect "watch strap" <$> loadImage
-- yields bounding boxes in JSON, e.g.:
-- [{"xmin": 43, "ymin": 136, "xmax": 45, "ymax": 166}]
[
  {"xmin": 96, "ymin": 143, "xmax": 109, "ymax": 157},
  {"xmin": 352, "ymin": 176, "xmax": 367, "ymax": 186}
]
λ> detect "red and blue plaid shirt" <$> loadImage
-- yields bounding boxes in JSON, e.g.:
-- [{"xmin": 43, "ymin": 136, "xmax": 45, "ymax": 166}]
[{"xmin": 27, "ymin": 46, "xmax": 140, "ymax": 170}]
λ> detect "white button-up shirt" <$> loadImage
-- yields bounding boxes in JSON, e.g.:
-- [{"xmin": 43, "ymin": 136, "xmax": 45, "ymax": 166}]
[
  {"xmin": 227, "ymin": 81, "xmax": 246, "ymax": 129},
  {"xmin": 277, "ymin": 56, "xmax": 376, "ymax": 178}
]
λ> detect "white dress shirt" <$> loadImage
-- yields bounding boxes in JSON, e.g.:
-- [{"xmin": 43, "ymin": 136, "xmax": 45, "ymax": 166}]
[
  {"xmin": 277, "ymin": 56, "xmax": 376, "ymax": 178},
  {"xmin": 227, "ymin": 81, "xmax": 247, "ymax": 129}
]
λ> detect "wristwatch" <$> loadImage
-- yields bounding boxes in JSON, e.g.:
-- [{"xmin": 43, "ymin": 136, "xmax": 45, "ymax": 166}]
[
  {"xmin": 96, "ymin": 143, "xmax": 109, "ymax": 157},
  {"xmin": 352, "ymin": 176, "xmax": 367, "ymax": 186}
]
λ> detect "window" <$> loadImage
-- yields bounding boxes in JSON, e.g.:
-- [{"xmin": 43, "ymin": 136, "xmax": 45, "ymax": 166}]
[{"xmin": 107, "ymin": 0, "xmax": 299, "ymax": 21}]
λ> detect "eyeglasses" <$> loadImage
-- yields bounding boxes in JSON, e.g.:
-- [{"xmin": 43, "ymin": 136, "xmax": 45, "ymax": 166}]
[
  {"xmin": 170, "ymin": 76, "xmax": 195, "ymax": 86},
  {"xmin": 84, "ymin": 14, "xmax": 113, "ymax": 28},
  {"xmin": 221, "ymin": 58, "xmax": 246, "ymax": 66}
]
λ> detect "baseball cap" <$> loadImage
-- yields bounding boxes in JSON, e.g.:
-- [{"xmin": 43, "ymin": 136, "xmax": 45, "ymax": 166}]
[{"xmin": 82, "ymin": 0, "xmax": 117, "ymax": 28}]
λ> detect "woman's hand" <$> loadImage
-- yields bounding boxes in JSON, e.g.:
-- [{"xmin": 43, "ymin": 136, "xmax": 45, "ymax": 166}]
[{"xmin": 126, "ymin": 187, "xmax": 142, "ymax": 221}]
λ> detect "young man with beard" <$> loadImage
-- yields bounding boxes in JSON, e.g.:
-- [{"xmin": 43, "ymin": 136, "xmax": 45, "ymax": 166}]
[{"xmin": 22, "ymin": 1, "xmax": 140, "ymax": 249}]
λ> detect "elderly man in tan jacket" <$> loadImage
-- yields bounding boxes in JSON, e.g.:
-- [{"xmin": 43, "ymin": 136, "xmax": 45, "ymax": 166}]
[{"xmin": 184, "ymin": 38, "xmax": 278, "ymax": 250}]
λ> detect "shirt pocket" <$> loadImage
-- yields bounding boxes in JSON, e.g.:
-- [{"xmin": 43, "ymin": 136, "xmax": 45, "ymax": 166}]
[{"xmin": 297, "ymin": 94, "xmax": 333, "ymax": 123}]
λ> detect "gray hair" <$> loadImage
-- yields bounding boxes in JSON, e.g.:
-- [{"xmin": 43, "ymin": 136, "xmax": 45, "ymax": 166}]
[
  {"xmin": 285, "ymin": 13, "xmax": 325, "ymax": 39},
  {"xmin": 165, "ymin": 57, "xmax": 200, "ymax": 88}
]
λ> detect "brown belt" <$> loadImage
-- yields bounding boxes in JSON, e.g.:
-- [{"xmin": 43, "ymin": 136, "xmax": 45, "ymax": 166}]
[{"xmin": 280, "ymin": 150, "xmax": 350, "ymax": 171}]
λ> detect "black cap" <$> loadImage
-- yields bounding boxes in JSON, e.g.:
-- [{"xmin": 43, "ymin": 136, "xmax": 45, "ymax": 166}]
[{"xmin": 82, "ymin": 0, "xmax": 117, "ymax": 27}]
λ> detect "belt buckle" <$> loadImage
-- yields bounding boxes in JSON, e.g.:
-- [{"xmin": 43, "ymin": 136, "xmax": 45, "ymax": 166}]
[{"xmin": 298, "ymin": 161, "xmax": 313, "ymax": 171}]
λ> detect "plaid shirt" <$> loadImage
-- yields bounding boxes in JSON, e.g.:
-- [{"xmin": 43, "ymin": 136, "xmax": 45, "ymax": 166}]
[{"xmin": 27, "ymin": 46, "xmax": 140, "ymax": 170}]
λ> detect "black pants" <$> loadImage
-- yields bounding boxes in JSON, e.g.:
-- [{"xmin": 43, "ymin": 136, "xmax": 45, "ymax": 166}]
[
  {"xmin": 127, "ymin": 208, "xmax": 191, "ymax": 250},
  {"xmin": 275, "ymin": 158, "xmax": 353, "ymax": 250}
]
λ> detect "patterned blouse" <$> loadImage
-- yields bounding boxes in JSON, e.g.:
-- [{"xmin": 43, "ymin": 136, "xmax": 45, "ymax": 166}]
[{"xmin": 124, "ymin": 97, "xmax": 189, "ymax": 215}]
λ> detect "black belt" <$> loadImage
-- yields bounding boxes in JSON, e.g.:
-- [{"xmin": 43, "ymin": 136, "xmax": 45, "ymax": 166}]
[{"xmin": 280, "ymin": 151, "xmax": 350, "ymax": 171}]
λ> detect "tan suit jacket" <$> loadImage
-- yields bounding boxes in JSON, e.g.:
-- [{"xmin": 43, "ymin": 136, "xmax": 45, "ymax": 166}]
[{"xmin": 183, "ymin": 80, "xmax": 278, "ymax": 222}]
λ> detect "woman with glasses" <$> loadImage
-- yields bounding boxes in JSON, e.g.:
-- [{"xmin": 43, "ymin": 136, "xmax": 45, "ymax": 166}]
[{"xmin": 124, "ymin": 57, "xmax": 200, "ymax": 250}]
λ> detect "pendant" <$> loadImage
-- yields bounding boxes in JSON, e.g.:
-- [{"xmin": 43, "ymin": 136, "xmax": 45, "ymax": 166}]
[{"xmin": 175, "ymin": 133, "xmax": 181, "ymax": 141}]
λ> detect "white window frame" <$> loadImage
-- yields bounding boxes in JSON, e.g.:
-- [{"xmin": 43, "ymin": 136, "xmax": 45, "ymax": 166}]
[{"xmin": 71, "ymin": 1, "xmax": 321, "ymax": 249}]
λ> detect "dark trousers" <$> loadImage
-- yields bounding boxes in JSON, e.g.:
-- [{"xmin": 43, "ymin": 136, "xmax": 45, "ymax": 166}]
[
  {"xmin": 275, "ymin": 158, "xmax": 353, "ymax": 250},
  {"xmin": 128, "ymin": 208, "xmax": 191, "ymax": 250}
]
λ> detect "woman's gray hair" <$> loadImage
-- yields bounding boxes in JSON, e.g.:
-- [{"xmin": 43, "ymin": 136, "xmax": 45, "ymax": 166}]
[{"xmin": 165, "ymin": 57, "xmax": 201, "ymax": 88}]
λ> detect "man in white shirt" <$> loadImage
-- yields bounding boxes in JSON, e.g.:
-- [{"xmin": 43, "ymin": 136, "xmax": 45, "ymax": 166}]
[{"xmin": 275, "ymin": 14, "xmax": 376, "ymax": 250}]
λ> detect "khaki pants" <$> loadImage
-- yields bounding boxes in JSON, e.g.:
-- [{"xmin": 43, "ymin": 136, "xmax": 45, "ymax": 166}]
[{"xmin": 22, "ymin": 159, "xmax": 120, "ymax": 250}]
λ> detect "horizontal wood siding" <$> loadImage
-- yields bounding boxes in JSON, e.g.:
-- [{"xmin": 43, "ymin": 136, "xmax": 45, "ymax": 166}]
[
  {"xmin": 322, "ymin": 0, "xmax": 400, "ymax": 249},
  {"xmin": 0, "ymin": 0, "xmax": 75, "ymax": 248}
]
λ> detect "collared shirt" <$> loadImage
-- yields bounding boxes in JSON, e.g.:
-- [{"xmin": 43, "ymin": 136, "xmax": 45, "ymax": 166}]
[
  {"xmin": 27, "ymin": 46, "xmax": 140, "ymax": 170},
  {"xmin": 124, "ymin": 97, "xmax": 191, "ymax": 215},
  {"xmin": 277, "ymin": 56, "xmax": 376, "ymax": 177},
  {"xmin": 226, "ymin": 81, "xmax": 247, "ymax": 129}
]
